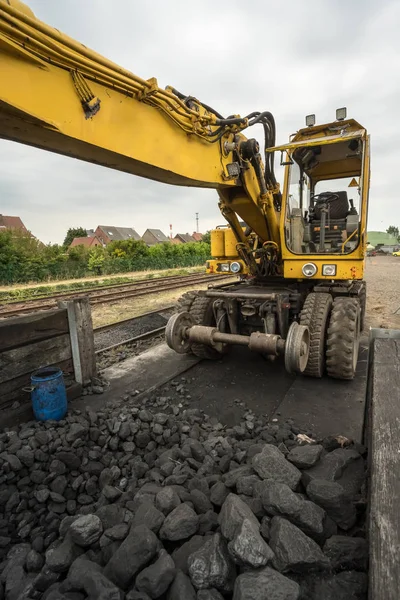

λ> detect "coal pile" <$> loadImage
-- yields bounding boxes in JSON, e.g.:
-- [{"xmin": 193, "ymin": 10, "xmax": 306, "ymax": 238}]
[{"xmin": 0, "ymin": 385, "xmax": 368, "ymax": 599}]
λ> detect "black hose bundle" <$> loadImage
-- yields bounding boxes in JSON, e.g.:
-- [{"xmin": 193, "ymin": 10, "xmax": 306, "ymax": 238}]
[{"xmin": 170, "ymin": 87, "xmax": 280, "ymax": 206}]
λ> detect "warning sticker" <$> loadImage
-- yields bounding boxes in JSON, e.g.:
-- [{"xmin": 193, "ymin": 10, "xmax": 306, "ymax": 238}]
[{"xmin": 348, "ymin": 178, "xmax": 359, "ymax": 188}]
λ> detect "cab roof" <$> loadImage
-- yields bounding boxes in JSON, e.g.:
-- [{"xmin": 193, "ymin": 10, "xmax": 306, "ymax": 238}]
[{"xmin": 266, "ymin": 119, "xmax": 366, "ymax": 154}]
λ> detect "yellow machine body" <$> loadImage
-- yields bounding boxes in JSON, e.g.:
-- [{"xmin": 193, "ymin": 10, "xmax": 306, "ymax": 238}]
[
  {"xmin": 0, "ymin": 1, "xmax": 370, "ymax": 380},
  {"xmin": 207, "ymin": 119, "xmax": 370, "ymax": 281},
  {"xmin": 210, "ymin": 229, "xmax": 226, "ymax": 259}
]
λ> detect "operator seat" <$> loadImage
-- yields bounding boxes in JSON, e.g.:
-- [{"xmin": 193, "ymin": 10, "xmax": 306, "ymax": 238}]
[
  {"xmin": 313, "ymin": 191, "xmax": 349, "ymax": 220},
  {"xmin": 309, "ymin": 191, "xmax": 358, "ymax": 251}
]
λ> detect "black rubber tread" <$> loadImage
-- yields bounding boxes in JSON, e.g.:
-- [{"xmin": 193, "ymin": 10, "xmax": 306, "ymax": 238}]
[
  {"xmin": 176, "ymin": 290, "xmax": 198, "ymax": 313},
  {"xmin": 300, "ymin": 292, "xmax": 333, "ymax": 378},
  {"xmin": 326, "ymin": 297, "xmax": 360, "ymax": 380},
  {"xmin": 188, "ymin": 295, "xmax": 226, "ymax": 360}
]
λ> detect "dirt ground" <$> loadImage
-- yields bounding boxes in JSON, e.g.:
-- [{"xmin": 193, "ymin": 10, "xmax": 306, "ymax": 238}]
[{"xmin": 364, "ymin": 255, "xmax": 400, "ymax": 330}]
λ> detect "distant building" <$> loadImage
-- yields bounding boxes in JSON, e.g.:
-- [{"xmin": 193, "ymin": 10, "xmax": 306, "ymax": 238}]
[
  {"xmin": 174, "ymin": 233, "xmax": 196, "ymax": 243},
  {"xmin": 86, "ymin": 229, "xmax": 95, "ymax": 237},
  {"xmin": 192, "ymin": 232, "xmax": 203, "ymax": 242},
  {"xmin": 142, "ymin": 229, "xmax": 169, "ymax": 245},
  {"xmin": 0, "ymin": 214, "xmax": 28, "ymax": 232},
  {"xmin": 379, "ymin": 245, "xmax": 400, "ymax": 254},
  {"xmin": 94, "ymin": 225, "xmax": 141, "ymax": 245},
  {"xmin": 69, "ymin": 236, "xmax": 103, "ymax": 249}
]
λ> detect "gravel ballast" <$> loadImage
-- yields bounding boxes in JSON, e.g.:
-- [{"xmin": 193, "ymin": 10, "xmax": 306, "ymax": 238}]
[{"xmin": 0, "ymin": 383, "xmax": 368, "ymax": 599}]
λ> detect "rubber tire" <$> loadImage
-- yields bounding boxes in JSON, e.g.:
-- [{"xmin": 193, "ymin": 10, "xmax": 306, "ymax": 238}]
[
  {"xmin": 176, "ymin": 290, "xmax": 198, "ymax": 313},
  {"xmin": 326, "ymin": 297, "xmax": 361, "ymax": 380},
  {"xmin": 300, "ymin": 292, "xmax": 333, "ymax": 378},
  {"xmin": 188, "ymin": 295, "xmax": 227, "ymax": 360}
]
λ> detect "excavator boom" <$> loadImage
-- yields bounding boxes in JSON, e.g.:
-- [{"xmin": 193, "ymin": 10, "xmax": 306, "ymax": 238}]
[
  {"xmin": 0, "ymin": 0, "xmax": 281, "ymax": 260},
  {"xmin": 0, "ymin": 0, "xmax": 229, "ymax": 187}
]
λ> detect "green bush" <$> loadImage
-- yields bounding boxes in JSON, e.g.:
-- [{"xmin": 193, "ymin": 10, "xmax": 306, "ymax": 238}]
[
  {"xmin": 88, "ymin": 246, "xmax": 106, "ymax": 275},
  {"xmin": 107, "ymin": 239, "xmax": 149, "ymax": 260},
  {"xmin": 0, "ymin": 231, "xmax": 210, "ymax": 285}
]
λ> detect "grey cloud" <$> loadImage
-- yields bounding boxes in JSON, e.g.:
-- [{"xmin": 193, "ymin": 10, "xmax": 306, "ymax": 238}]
[{"xmin": 0, "ymin": 0, "xmax": 399, "ymax": 242}]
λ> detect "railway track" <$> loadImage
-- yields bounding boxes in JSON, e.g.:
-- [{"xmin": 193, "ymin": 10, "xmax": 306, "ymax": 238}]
[
  {"xmin": 94, "ymin": 306, "xmax": 174, "ymax": 370},
  {"xmin": 0, "ymin": 273, "xmax": 230, "ymax": 318}
]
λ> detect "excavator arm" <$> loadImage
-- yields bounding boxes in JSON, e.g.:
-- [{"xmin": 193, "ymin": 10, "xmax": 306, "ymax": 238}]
[{"xmin": 0, "ymin": 0, "xmax": 281, "ymax": 274}]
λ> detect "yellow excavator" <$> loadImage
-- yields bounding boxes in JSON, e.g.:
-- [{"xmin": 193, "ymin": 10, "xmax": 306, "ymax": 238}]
[{"xmin": 0, "ymin": 0, "xmax": 369, "ymax": 380}]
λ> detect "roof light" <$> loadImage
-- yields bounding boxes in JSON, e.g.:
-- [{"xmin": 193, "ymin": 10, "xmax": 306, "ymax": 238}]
[
  {"xmin": 336, "ymin": 107, "xmax": 347, "ymax": 121},
  {"xmin": 306, "ymin": 114, "xmax": 316, "ymax": 127}
]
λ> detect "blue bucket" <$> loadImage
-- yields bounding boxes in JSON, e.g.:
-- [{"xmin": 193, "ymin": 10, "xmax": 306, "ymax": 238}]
[{"xmin": 31, "ymin": 367, "xmax": 68, "ymax": 422}]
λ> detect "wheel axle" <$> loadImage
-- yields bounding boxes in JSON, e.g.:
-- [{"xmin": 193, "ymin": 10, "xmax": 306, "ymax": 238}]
[{"xmin": 165, "ymin": 312, "xmax": 310, "ymax": 374}]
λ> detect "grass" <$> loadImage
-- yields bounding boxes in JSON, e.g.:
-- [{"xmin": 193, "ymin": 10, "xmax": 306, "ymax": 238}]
[{"xmin": 0, "ymin": 266, "xmax": 204, "ymax": 304}]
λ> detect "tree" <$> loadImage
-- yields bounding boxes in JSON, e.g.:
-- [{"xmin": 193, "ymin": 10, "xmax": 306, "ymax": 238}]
[
  {"xmin": 63, "ymin": 227, "xmax": 87, "ymax": 248},
  {"xmin": 202, "ymin": 230, "xmax": 211, "ymax": 244},
  {"xmin": 387, "ymin": 226, "xmax": 400, "ymax": 241}
]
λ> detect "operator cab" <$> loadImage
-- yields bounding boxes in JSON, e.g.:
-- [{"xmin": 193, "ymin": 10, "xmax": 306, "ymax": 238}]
[{"xmin": 281, "ymin": 113, "xmax": 366, "ymax": 255}]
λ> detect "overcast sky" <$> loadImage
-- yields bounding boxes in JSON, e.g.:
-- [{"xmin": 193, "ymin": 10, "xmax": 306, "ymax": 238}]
[{"xmin": 1, "ymin": 0, "xmax": 398, "ymax": 244}]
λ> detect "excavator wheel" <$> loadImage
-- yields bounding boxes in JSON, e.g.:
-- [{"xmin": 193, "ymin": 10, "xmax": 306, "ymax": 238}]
[
  {"xmin": 188, "ymin": 295, "xmax": 229, "ymax": 360},
  {"xmin": 300, "ymin": 292, "xmax": 333, "ymax": 378},
  {"xmin": 165, "ymin": 312, "xmax": 194, "ymax": 354},
  {"xmin": 176, "ymin": 290, "xmax": 198, "ymax": 313},
  {"xmin": 174, "ymin": 291, "xmax": 199, "ymax": 354},
  {"xmin": 284, "ymin": 322, "xmax": 310, "ymax": 374},
  {"xmin": 326, "ymin": 297, "xmax": 361, "ymax": 380}
]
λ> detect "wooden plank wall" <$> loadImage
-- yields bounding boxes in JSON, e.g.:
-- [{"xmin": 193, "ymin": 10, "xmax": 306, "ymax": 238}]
[
  {"xmin": 368, "ymin": 336, "xmax": 400, "ymax": 600},
  {"xmin": 58, "ymin": 298, "xmax": 96, "ymax": 386},
  {"xmin": 0, "ymin": 309, "xmax": 73, "ymax": 409}
]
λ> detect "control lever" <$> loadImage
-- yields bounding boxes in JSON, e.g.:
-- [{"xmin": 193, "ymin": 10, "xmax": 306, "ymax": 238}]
[{"xmin": 348, "ymin": 198, "xmax": 357, "ymax": 215}]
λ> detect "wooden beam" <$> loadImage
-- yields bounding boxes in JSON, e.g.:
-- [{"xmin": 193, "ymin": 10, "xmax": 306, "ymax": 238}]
[
  {"xmin": 58, "ymin": 297, "xmax": 97, "ymax": 385},
  {"xmin": 0, "ymin": 334, "xmax": 72, "ymax": 384},
  {"xmin": 368, "ymin": 336, "xmax": 400, "ymax": 600},
  {"xmin": 0, "ymin": 308, "xmax": 68, "ymax": 352}
]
